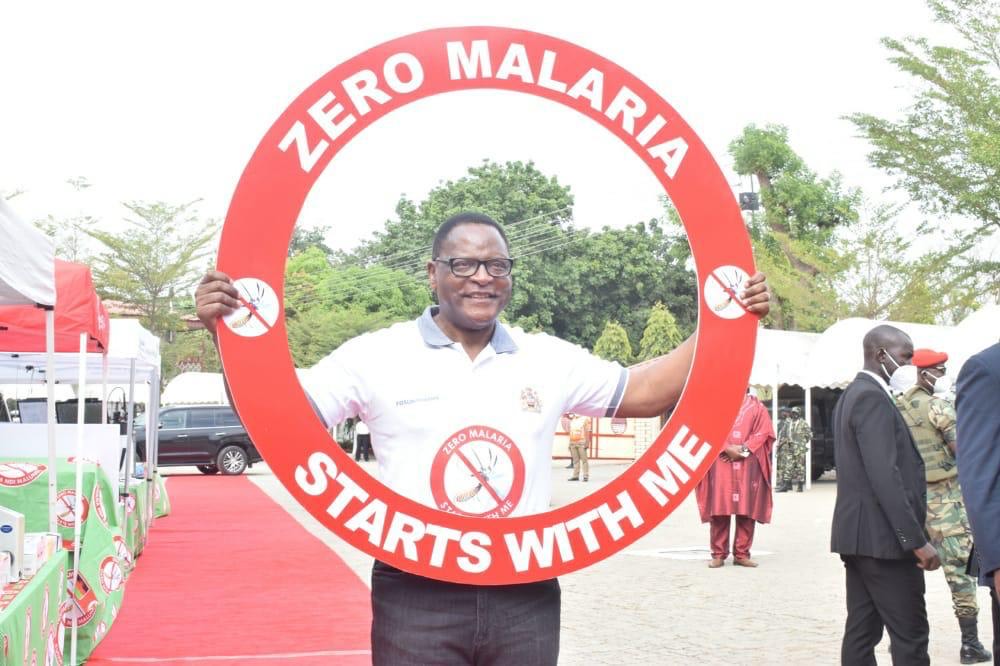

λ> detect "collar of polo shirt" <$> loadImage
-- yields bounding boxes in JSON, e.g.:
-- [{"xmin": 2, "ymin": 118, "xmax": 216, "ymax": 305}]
[{"xmin": 417, "ymin": 306, "xmax": 518, "ymax": 353}]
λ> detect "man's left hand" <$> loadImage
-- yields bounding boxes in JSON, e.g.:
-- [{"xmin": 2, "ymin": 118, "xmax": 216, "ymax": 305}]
[{"xmin": 740, "ymin": 272, "xmax": 771, "ymax": 317}]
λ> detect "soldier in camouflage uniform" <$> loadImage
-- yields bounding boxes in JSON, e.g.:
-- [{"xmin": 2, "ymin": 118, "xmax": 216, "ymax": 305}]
[
  {"xmin": 896, "ymin": 348, "xmax": 991, "ymax": 664},
  {"xmin": 774, "ymin": 406, "xmax": 790, "ymax": 487},
  {"xmin": 777, "ymin": 406, "xmax": 810, "ymax": 492}
]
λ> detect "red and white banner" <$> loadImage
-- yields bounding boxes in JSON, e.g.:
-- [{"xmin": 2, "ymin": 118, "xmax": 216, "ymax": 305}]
[{"xmin": 217, "ymin": 27, "xmax": 758, "ymax": 584}]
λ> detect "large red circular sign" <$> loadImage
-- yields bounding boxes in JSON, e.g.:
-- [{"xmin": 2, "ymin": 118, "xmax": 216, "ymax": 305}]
[{"xmin": 218, "ymin": 27, "xmax": 758, "ymax": 584}]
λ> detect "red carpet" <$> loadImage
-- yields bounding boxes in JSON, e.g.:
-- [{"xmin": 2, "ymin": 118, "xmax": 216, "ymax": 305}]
[{"xmin": 89, "ymin": 475, "xmax": 372, "ymax": 665}]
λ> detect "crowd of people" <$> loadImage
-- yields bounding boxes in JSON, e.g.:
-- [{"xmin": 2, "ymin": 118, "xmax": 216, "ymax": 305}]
[{"xmin": 195, "ymin": 210, "xmax": 998, "ymax": 665}]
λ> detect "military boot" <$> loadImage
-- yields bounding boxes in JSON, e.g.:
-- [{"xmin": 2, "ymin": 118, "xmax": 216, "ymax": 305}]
[
  {"xmin": 795, "ymin": 482, "xmax": 804, "ymax": 492},
  {"xmin": 959, "ymin": 616, "xmax": 991, "ymax": 663},
  {"xmin": 776, "ymin": 481, "xmax": 790, "ymax": 493}
]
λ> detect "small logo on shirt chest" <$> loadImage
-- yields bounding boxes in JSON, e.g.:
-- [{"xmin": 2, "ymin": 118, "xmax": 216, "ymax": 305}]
[{"xmin": 520, "ymin": 387, "xmax": 541, "ymax": 412}]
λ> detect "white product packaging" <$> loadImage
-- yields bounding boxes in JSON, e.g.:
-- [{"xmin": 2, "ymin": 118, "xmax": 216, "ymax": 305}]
[{"xmin": 0, "ymin": 506, "xmax": 25, "ymax": 582}]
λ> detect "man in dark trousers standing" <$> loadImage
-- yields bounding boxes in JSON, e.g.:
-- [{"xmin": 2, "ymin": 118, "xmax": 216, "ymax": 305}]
[
  {"xmin": 831, "ymin": 324, "xmax": 941, "ymax": 665},
  {"xmin": 956, "ymin": 341, "xmax": 1000, "ymax": 665}
]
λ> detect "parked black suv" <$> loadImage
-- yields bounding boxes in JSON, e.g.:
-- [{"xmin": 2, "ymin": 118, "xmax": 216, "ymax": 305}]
[{"xmin": 134, "ymin": 405, "xmax": 262, "ymax": 475}]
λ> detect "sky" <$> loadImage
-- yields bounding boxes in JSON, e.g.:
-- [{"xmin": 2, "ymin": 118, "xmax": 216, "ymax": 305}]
[{"xmin": 0, "ymin": 1, "xmax": 955, "ymax": 256}]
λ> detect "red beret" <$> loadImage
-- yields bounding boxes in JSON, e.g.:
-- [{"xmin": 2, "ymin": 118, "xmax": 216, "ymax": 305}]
[{"xmin": 912, "ymin": 348, "xmax": 948, "ymax": 368}]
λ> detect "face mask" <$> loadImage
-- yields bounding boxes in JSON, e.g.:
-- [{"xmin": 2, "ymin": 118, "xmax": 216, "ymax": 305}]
[
  {"xmin": 924, "ymin": 371, "xmax": 953, "ymax": 396},
  {"xmin": 880, "ymin": 348, "xmax": 915, "ymax": 393}
]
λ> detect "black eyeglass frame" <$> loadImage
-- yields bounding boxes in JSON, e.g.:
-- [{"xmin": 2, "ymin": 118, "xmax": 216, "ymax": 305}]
[{"xmin": 433, "ymin": 257, "xmax": 515, "ymax": 278}]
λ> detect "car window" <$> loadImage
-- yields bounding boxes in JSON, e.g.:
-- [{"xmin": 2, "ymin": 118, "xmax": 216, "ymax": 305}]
[
  {"xmin": 187, "ymin": 409, "xmax": 215, "ymax": 428},
  {"xmin": 160, "ymin": 410, "xmax": 186, "ymax": 429},
  {"xmin": 215, "ymin": 409, "xmax": 241, "ymax": 427}
]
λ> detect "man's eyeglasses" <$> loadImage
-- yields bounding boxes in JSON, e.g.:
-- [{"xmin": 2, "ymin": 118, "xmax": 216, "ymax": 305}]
[{"xmin": 434, "ymin": 257, "xmax": 514, "ymax": 278}]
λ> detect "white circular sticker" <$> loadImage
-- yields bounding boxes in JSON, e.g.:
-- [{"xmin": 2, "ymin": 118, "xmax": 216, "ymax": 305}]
[
  {"xmin": 704, "ymin": 265, "xmax": 752, "ymax": 319},
  {"xmin": 223, "ymin": 277, "xmax": 279, "ymax": 337}
]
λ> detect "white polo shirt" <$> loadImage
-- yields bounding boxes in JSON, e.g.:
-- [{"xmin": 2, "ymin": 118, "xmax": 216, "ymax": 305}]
[{"xmin": 299, "ymin": 306, "xmax": 628, "ymax": 517}]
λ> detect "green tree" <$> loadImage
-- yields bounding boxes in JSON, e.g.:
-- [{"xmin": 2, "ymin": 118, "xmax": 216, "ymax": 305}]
[
  {"xmin": 557, "ymin": 218, "xmax": 695, "ymax": 349},
  {"xmin": 355, "ymin": 160, "xmax": 576, "ymax": 336},
  {"xmin": 289, "ymin": 224, "xmax": 334, "ymax": 258},
  {"xmin": 286, "ymin": 306, "xmax": 391, "ymax": 367},
  {"xmin": 835, "ymin": 204, "xmax": 940, "ymax": 323},
  {"xmin": 159, "ymin": 330, "xmax": 222, "ymax": 383},
  {"xmin": 358, "ymin": 160, "xmax": 574, "ymax": 262},
  {"xmin": 284, "ymin": 246, "xmax": 336, "ymax": 319},
  {"xmin": 593, "ymin": 320, "xmax": 633, "ymax": 365},
  {"xmin": 847, "ymin": 0, "xmax": 1000, "ymax": 309},
  {"xmin": 32, "ymin": 177, "xmax": 97, "ymax": 263},
  {"xmin": 85, "ymin": 200, "xmax": 218, "ymax": 338},
  {"xmin": 729, "ymin": 124, "xmax": 860, "ymax": 331},
  {"xmin": 638, "ymin": 301, "xmax": 684, "ymax": 361},
  {"xmin": 282, "ymin": 246, "xmax": 431, "ymax": 363}
]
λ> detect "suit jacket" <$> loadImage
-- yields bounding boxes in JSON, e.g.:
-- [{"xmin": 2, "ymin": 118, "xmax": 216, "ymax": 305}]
[
  {"xmin": 956, "ymin": 342, "xmax": 1000, "ymax": 585},
  {"xmin": 831, "ymin": 372, "xmax": 928, "ymax": 559}
]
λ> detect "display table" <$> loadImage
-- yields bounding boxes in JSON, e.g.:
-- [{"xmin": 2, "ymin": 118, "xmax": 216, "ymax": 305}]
[
  {"xmin": 154, "ymin": 472, "xmax": 171, "ymax": 518},
  {"xmin": 0, "ymin": 458, "xmax": 128, "ymax": 663},
  {"xmin": 0, "ymin": 549, "xmax": 68, "ymax": 665}
]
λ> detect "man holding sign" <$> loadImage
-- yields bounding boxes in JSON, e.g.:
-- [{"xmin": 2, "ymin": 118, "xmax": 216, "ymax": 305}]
[{"xmin": 197, "ymin": 212, "xmax": 770, "ymax": 665}]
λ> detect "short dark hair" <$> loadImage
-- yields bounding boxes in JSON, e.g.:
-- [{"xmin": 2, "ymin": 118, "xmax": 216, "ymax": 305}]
[{"xmin": 432, "ymin": 212, "xmax": 510, "ymax": 259}]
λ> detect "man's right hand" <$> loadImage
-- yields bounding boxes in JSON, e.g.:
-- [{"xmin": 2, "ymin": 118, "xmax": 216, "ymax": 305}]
[
  {"xmin": 195, "ymin": 271, "xmax": 240, "ymax": 336},
  {"xmin": 913, "ymin": 543, "xmax": 941, "ymax": 571}
]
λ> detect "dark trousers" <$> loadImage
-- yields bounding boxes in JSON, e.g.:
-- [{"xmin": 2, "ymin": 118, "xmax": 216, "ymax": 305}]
[
  {"xmin": 354, "ymin": 434, "xmax": 372, "ymax": 461},
  {"xmin": 841, "ymin": 555, "xmax": 929, "ymax": 665},
  {"xmin": 370, "ymin": 561, "xmax": 560, "ymax": 666},
  {"xmin": 991, "ymin": 584, "xmax": 999, "ymax": 666},
  {"xmin": 710, "ymin": 515, "xmax": 755, "ymax": 559}
]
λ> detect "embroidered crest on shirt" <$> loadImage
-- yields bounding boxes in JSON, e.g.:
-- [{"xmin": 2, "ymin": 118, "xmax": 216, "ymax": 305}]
[{"xmin": 520, "ymin": 387, "xmax": 541, "ymax": 412}]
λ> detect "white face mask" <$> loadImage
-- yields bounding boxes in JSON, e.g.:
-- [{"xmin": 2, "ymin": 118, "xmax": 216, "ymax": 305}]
[
  {"xmin": 924, "ymin": 371, "xmax": 953, "ymax": 396},
  {"xmin": 881, "ymin": 348, "xmax": 915, "ymax": 393}
]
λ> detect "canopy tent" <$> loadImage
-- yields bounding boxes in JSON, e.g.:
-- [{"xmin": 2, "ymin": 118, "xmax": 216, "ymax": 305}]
[
  {"xmin": 0, "ymin": 199, "xmax": 62, "ymax": 538},
  {"xmin": 0, "ymin": 198, "xmax": 56, "ymax": 307},
  {"xmin": 951, "ymin": 304, "xmax": 1000, "ymax": 371},
  {"xmin": 161, "ymin": 371, "xmax": 228, "ymax": 405},
  {"xmin": 748, "ymin": 328, "xmax": 820, "ymax": 389},
  {"xmin": 805, "ymin": 317, "xmax": 961, "ymax": 389},
  {"xmin": 0, "ymin": 259, "xmax": 109, "ymax": 353},
  {"xmin": 0, "ymin": 319, "xmax": 160, "ymax": 384},
  {"xmin": 0, "ymin": 318, "xmax": 160, "ymax": 665}
]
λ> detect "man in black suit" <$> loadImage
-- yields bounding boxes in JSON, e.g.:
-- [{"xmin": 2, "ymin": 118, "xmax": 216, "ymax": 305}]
[
  {"xmin": 956, "ymin": 342, "xmax": 1000, "ymax": 665},
  {"xmin": 831, "ymin": 324, "xmax": 941, "ymax": 665}
]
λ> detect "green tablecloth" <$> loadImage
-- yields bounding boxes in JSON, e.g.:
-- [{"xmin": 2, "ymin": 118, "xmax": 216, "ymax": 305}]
[
  {"xmin": 0, "ymin": 458, "xmax": 127, "ymax": 664},
  {"xmin": 0, "ymin": 550, "xmax": 68, "ymax": 665},
  {"xmin": 125, "ymin": 480, "xmax": 149, "ymax": 559},
  {"xmin": 153, "ymin": 472, "xmax": 170, "ymax": 518}
]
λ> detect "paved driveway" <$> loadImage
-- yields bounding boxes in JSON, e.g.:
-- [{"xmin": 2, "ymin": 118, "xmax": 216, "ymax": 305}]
[{"xmin": 246, "ymin": 460, "xmax": 994, "ymax": 665}]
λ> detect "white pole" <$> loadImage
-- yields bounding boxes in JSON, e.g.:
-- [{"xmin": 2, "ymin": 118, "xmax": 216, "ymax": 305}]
[
  {"xmin": 805, "ymin": 386, "xmax": 813, "ymax": 490},
  {"xmin": 70, "ymin": 332, "xmax": 86, "ymax": 666},
  {"xmin": 122, "ymin": 360, "xmax": 136, "ymax": 527},
  {"xmin": 45, "ymin": 308, "xmax": 57, "ymax": 533},
  {"xmin": 146, "ymin": 369, "xmax": 159, "ymax": 528},
  {"xmin": 101, "ymin": 354, "xmax": 108, "ymax": 430}
]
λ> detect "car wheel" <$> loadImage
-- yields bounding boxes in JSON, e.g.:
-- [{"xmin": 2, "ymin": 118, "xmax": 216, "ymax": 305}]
[
  {"xmin": 196, "ymin": 465, "xmax": 219, "ymax": 475},
  {"xmin": 217, "ymin": 445, "xmax": 248, "ymax": 475}
]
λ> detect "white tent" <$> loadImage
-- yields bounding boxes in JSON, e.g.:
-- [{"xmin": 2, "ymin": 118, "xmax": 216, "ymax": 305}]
[
  {"xmin": 952, "ymin": 304, "xmax": 1000, "ymax": 371},
  {"xmin": 749, "ymin": 328, "xmax": 820, "ymax": 389},
  {"xmin": 0, "ymin": 198, "xmax": 61, "ymax": 532},
  {"xmin": 0, "ymin": 198, "xmax": 55, "ymax": 306},
  {"xmin": 805, "ymin": 317, "xmax": 958, "ymax": 389},
  {"xmin": 161, "ymin": 371, "xmax": 228, "ymax": 405},
  {"xmin": 0, "ymin": 318, "xmax": 161, "ymax": 384}
]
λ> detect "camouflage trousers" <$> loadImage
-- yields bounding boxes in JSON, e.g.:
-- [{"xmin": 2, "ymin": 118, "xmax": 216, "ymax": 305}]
[
  {"xmin": 777, "ymin": 442, "xmax": 806, "ymax": 484},
  {"xmin": 926, "ymin": 477, "xmax": 979, "ymax": 619}
]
